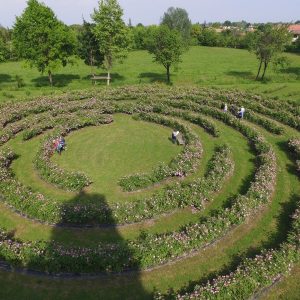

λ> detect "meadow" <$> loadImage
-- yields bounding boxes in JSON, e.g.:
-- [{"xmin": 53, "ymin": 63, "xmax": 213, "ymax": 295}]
[{"xmin": 0, "ymin": 46, "xmax": 300, "ymax": 104}]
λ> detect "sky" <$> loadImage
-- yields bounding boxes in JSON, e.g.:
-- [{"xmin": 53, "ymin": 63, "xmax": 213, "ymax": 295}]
[{"xmin": 0, "ymin": 0, "xmax": 299, "ymax": 28}]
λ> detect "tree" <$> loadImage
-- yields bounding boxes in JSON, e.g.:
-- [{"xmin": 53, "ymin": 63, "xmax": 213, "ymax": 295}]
[
  {"xmin": 131, "ymin": 25, "xmax": 158, "ymax": 50},
  {"xmin": 0, "ymin": 36, "xmax": 6, "ymax": 62},
  {"xmin": 198, "ymin": 28, "xmax": 220, "ymax": 47},
  {"xmin": 78, "ymin": 20, "xmax": 104, "ymax": 73},
  {"xmin": 221, "ymin": 29, "xmax": 240, "ymax": 48},
  {"xmin": 148, "ymin": 26, "xmax": 184, "ymax": 83},
  {"xmin": 190, "ymin": 23, "xmax": 202, "ymax": 45},
  {"xmin": 295, "ymin": 37, "xmax": 300, "ymax": 52},
  {"xmin": 0, "ymin": 26, "xmax": 14, "ymax": 61},
  {"xmin": 92, "ymin": 0, "xmax": 131, "ymax": 85},
  {"xmin": 248, "ymin": 24, "xmax": 291, "ymax": 80},
  {"xmin": 13, "ymin": 0, "xmax": 75, "ymax": 86},
  {"xmin": 223, "ymin": 20, "xmax": 232, "ymax": 27},
  {"xmin": 161, "ymin": 7, "xmax": 191, "ymax": 44}
]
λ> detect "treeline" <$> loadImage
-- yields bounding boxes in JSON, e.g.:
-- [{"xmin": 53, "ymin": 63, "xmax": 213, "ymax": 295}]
[
  {"xmin": 128, "ymin": 24, "xmax": 251, "ymax": 50},
  {"xmin": 129, "ymin": 23, "xmax": 300, "ymax": 52},
  {"xmin": 1, "ymin": 10, "xmax": 300, "ymax": 64}
]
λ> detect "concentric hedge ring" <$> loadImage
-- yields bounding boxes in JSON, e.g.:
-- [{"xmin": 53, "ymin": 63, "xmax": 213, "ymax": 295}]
[{"xmin": 0, "ymin": 86, "xmax": 299, "ymax": 299}]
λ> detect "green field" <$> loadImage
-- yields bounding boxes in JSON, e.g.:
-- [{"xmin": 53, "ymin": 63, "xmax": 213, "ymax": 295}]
[
  {"xmin": 0, "ymin": 47, "xmax": 299, "ymax": 300},
  {"xmin": 0, "ymin": 46, "xmax": 300, "ymax": 104}
]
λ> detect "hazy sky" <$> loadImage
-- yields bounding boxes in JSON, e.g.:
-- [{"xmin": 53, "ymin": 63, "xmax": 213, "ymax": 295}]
[{"xmin": 1, "ymin": 0, "xmax": 299, "ymax": 28}]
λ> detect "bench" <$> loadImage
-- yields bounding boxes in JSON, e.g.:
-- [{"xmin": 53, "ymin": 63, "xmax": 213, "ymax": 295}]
[
  {"xmin": 176, "ymin": 134, "xmax": 185, "ymax": 145},
  {"xmin": 91, "ymin": 75, "xmax": 111, "ymax": 85}
]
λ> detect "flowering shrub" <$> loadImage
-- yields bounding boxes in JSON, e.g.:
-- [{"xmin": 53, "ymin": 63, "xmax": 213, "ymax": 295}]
[
  {"xmin": 288, "ymin": 138, "xmax": 300, "ymax": 173},
  {"xmin": 0, "ymin": 148, "xmax": 16, "ymax": 181}
]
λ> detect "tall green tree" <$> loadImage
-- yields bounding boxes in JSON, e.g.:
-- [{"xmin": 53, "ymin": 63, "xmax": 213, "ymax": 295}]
[
  {"xmin": 161, "ymin": 7, "xmax": 191, "ymax": 44},
  {"xmin": 92, "ymin": 0, "xmax": 131, "ymax": 85},
  {"xmin": 249, "ymin": 24, "xmax": 291, "ymax": 80},
  {"xmin": 198, "ymin": 28, "xmax": 220, "ymax": 47},
  {"xmin": 131, "ymin": 25, "xmax": 158, "ymax": 50},
  {"xmin": 0, "ymin": 26, "xmax": 13, "ymax": 61},
  {"xmin": 0, "ymin": 36, "xmax": 7, "ymax": 62},
  {"xmin": 13, "ymin": 0, "xmax": 75, "ymax": 86},
  {"xmin": 148, "ymin": 26, "xmax": 184, "ymax": 83},
  {"xmin": 78, "ymin": 20, "xmax": 104, "ymax": 73}
]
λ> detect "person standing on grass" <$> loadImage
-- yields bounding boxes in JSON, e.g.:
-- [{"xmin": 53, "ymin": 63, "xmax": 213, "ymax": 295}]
[
  {"xmin": 59, "ymin": 136, "xmax": 66, "ymax": 149},
  {"xmin": 224, "ymin": 103, "xmax": 228, "ymax": 112},
  {"xmin": 240, "ymin": 106, "xmax": 245, "ymax": 118},
  {"xmin": 172, "ymin": 130, "xmax": 179, "ymax": 143}
]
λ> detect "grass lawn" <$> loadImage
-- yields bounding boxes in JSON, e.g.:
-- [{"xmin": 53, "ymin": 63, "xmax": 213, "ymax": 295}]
[{"xmin": 0, "ymin": 46, "xmax": 300, "ymax": 104}]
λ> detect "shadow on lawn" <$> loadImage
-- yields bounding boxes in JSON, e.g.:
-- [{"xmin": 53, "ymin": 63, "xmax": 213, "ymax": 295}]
[
  {"xmin": 32, "ymin": 74, "xmax": 80, "ymax": 87},
  {"xmin": 138, "ymin": 72, "xmax": 168, "ymax": 84},
  {"xmin": 225, "ymin": 70, "xmax": 254, "ymax": 80},
  {"xmin": 280, "ymin": 67, "xmax": 300, "ymax": 76},
  {"xmin": 0, "ymin": 74, "xmax": 12, "ymax": 84},
  {"xmin": 27, "ymin": 190, "xmax": 152, "ymax": 299}
]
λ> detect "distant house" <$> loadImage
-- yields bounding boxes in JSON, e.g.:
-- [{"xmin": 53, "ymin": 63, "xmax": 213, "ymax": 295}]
[
  {"xmin": 246, "ymin": 25, "xmax": 255, "ymax": 32},
  {"xmin": 288, "ymin": 25, "xmax": 300, "ymax": 42}
]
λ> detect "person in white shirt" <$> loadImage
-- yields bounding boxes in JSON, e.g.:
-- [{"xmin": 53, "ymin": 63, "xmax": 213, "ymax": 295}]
[
  {"xmin": 224, "ymin": 103, "xmax": 228, "ymax": 112},
  {"xmin": 240, "ymin": 106, "xmax": 245, "ymax": 118}
]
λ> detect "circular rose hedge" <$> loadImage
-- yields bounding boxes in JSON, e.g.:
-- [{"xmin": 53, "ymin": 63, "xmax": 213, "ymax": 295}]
[{"xmin": 0, "ymin": 85, "xmax": 299, "ymax": 299}]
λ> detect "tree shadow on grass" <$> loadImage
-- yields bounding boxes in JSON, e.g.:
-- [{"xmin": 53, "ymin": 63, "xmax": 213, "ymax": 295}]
[
  {"xmin": 0, "ymin": 74, "xmax": 12, "ymax": 84},
  {"xmin": 264, "ymin": 193, "xmax": 299, "ymax": 249},
  {"xmin": 276, "ymin": 140, "xmax": 299, "ymax": 177},
  {"xmin": 280, "ymin": 67, "xmax": 300, "ymax": 76},
  {"xmin": 138, "ymin": 72, "xmax": 168, "ymax": 84},
  {"xmin": 32, "ymin": 74, "xmax": 80, "ymax": 87},
  {"xmin": 236, "ymin": 155, "xmax": 257, "ymax": 195},
  {"xmin": 225, "ymin": 70, "xmax": 254, "ymax": 80}
]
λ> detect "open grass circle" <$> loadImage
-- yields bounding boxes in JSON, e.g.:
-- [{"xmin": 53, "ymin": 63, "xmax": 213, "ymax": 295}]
[
  {"xmin": 51, "ymin": 114, "xmax": 182, "ymax": 199},
  {"xmin": 0, "ymin": 85, "xmax": 299, "ymax": 299}
]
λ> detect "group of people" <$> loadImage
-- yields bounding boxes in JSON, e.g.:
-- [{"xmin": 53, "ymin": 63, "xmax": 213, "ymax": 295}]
[
  {"xmin": 222, "ymin": 103, "xmax": 245, "ymax": 118},
  {"xmin": 52, "ymin": 136, "xmax": 66, "ymax": 154}
]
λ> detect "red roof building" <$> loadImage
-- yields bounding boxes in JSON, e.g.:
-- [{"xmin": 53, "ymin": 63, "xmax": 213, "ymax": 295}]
[{"xmin": 289, "ymin": 25, "xmax": 300, "ymax": 42}]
